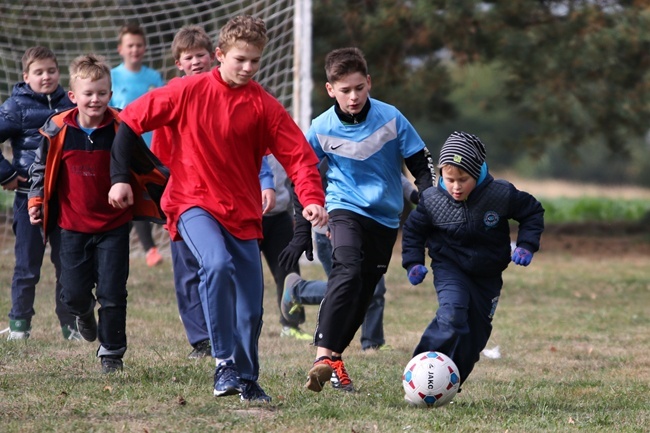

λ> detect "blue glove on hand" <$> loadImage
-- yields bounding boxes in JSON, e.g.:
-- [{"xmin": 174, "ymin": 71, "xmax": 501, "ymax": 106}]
[
  {"xmin": 407, "ymin": 264, "xmax": 428, "ymax": 285},
  {"xmin": 511, "ymin": 247, "xmax": 533, "ymax": 266}
]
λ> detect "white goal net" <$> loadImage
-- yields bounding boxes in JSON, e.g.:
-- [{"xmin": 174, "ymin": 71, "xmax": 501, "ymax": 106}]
[{"xmin": 0, "ymin": 0, "xmax": 308, "ymax": 256}]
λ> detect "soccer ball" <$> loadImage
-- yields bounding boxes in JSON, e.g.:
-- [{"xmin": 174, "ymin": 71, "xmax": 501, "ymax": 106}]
[{"xmin": 402, "ymin": 351, "xmax": 461, "ymax": 408}]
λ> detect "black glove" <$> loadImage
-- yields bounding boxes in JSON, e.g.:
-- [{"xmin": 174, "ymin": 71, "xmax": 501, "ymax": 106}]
[{"xmin": 278, "ymin": 213, "xmax": 313, "ymax": 271}]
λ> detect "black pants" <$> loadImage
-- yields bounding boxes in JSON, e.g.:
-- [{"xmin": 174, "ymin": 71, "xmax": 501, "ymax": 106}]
[
  {"xmin": 260, "ymin": 211, "xmax": 299, "ymax": 327},
  {"xmin": 133, "ymin": 220, "xmax": 156, "ymax": 251},
  {"xmin": 59, "ymin": 223, "xmax": 129, "ymax": 355},
  {"xmin": 314, "ymin": 210, "xmax": 397, "ymax": 353}
]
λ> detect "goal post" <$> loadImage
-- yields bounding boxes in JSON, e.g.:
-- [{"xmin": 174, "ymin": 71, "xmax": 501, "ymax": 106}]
[{"xmin": 0, "ymin": 0, "xmax": 311, "ymax": 254}]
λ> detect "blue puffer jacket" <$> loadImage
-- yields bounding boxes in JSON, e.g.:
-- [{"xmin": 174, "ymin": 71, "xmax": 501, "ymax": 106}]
[
  {"xmin": 0, "ymin": 82, "xmax": 74, "ymax": 193},
  {"xmin": 402, "ymin": 172, "xmax": 545, "ymax": 277}
]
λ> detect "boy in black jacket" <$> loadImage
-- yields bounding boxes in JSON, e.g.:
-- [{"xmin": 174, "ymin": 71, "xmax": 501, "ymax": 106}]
[
  {"xmin": 0, "ymin": 46, "xmax": 76, "ymax": 340},
  {"xmin": 401, "ymin": 131, "xmax": 544, "ymax": 389}
]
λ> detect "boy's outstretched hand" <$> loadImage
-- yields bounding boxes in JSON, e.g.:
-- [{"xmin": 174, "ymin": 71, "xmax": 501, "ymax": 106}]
[
  {"xmin": 108, "ymin": 183, "xmax": 134, "ymax": 209},
  {"xmin": 303, "ymin": 204, "xmax": 328, "ymax": 228},
  {"xmin": 511, "ymin": 247, "xmax": 533, "ymax": 266},
  {"xmin": 407, "ymin": 264, "xmax": 428, "ymax": 285}
]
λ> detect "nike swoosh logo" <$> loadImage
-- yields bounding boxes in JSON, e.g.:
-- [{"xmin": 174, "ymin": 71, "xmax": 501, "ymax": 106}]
[{"xmin": 317, "ymin": 118, "xmax": 397, "ymax": 161}]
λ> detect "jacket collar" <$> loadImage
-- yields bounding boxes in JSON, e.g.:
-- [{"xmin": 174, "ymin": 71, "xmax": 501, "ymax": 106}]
[{"xmin": 334, "ymin": 98, "xmax": 371, "ymax": 124}]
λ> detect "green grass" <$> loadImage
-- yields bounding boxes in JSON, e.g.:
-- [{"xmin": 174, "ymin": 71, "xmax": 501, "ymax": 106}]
[
  {"xmin": 0, "ymin": 190, "xmax": 12, "ymax": 211},
  {"xmin": 1, "ymin": 247, "xmax": 649, "ymax": 432},
  {"xmin": 541, "ymin": 197, "xmax": 650, "ymax": 224}
]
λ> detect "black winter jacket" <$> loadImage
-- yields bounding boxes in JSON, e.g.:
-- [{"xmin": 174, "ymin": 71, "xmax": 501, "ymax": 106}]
[
  {"xmin": 0, "ymin": 82, "xmax": 74, "ymax": 192},
  {"xmin": 402, "ymin": 173, "xmax": 544, "ymax": 277}
]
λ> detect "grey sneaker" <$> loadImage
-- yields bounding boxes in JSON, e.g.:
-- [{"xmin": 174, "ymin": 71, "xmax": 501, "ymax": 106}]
[
  {"xmin": 280, "ymin": 326, "xmax": 312, "ymax": 341},
  {"xmin": 101, "ymin": 356, "xmax": 123, "ymax": 374},
  {"xmin": 240, "ymin": 379, "xmax": 271, "ymax": 402},
  {"xmin": 213, "ymin": 361, "xmax": 242, "ymax": 397},
  {"xmin": 76, "ymin": 312, "xmax": 97, "ymax": 342},
  {"xmin": 188, "ymin": 339, "xmax": 211, "ymax": 359},
  {"xmin": 281, "ymin": 273, "xmax": 305, "ymax": 325}
]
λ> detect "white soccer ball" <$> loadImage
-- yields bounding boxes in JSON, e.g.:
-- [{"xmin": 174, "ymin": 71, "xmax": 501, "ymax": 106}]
[{"xmin": 402, "ymin": 351, "xmax": 461, "ymax": 408}]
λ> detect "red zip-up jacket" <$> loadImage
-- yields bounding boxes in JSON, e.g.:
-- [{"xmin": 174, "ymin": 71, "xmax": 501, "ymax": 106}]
[{"xmin": 28, "ymin": 107, "xmax": 168, "ymax": 242}]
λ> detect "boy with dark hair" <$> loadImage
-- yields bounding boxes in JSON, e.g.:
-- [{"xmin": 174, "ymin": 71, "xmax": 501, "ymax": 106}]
[
  {"xmin": 281, "ymin": 174, "xmax": 420, "ymax": 348},
  {"xmin": 108, "ymin": 15, "xmax": 326, "ymax": 401},
  {"xmin": 280, "ymin": 47, "xmax": 436, "ymax": 393},
  {"xmin": 402, "ymin": 130, "xmax": 544, "ymax": 390},
  {"xmin": 28, "ymin": 54, "xmax": 167, "ymax": 373},
  {"xmin": 110, "ymin": 22, "xmax": 165, "ymax": 267},
  {"xmin": 0, "ymin": 46, "xmax": 77, "ymax": 341}
]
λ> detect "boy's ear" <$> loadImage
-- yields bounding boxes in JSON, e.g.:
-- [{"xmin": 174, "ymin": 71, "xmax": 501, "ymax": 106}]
[
  {"xmin": 325, "ymin": 82, "xmax": 335, "ymax": 98},
  {"xmin": 67, "ymin": 90, "xmax": 77, "ymax": 104},
  {"xmin": 175, "ymin": 59, "xmax": 183, "ymax": 71},
  {"xmin": 22, "ymin": 71, "xmax": 29, "ymax": 82},
  {"xmin": 215, "ymin": 47, "xmax": 225, "ymax": 63}
]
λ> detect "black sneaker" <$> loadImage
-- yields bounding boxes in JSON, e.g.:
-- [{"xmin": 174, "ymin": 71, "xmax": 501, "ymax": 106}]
[
  {"xmin": 213, "ymin": 361, "xmax": 242, "ymax": 397},
  {"xmin": 240, "ymin": 379, "xmax": 272, "ymax": 402},
  {"xmin": 76, "ymin": 311, "xmax": 97, "ymax": 342},
  {"xmin": 101, "ymin": 356, "xmax": 123, "ymax": 374},
  {"xmin": 330, "ymin": 357, "xmax": 355, "ymax": 392},
  {"xmin": 188, "ymin": 340, "xmax": 211, "ymax": 359}
]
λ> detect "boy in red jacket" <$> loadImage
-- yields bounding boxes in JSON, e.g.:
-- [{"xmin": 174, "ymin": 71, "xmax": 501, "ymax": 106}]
[
  {"xmin": 108, "ymin": 15, "xmax": 326, "ymax": 401},
  {"xmin": 28, "ymin": 54, "xmax": 167, "ymax": 373}
]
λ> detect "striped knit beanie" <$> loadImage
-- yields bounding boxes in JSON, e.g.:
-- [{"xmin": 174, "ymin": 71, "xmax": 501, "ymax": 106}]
[{"xmin": 438, "ymin": 131, "xmax": 486, "ymax": 180}]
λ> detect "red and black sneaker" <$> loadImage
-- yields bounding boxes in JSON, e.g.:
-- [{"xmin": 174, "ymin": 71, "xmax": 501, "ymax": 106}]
[{"xmin": 330, "ymin": 356, "xmax": 354, "ymax": 392}]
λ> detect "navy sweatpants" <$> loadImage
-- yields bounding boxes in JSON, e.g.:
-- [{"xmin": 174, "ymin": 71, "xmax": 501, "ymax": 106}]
[{"xmin": 413, "ymin": 261, "xmax": 502, "ymax": 385}]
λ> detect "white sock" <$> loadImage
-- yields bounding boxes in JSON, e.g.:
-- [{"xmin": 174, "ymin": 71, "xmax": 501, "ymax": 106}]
[{"xmin": 215, "ymin": 355, "xmax": 234, "ymax": 367}]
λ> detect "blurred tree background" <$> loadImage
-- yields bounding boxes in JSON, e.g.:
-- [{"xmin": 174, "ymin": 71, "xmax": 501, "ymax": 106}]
[{"xmin": 311, "ymin": 0, "xmax": 650, "ymax": 186}]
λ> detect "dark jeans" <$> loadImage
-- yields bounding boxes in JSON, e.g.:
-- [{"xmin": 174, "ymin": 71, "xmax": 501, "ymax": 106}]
[
  {"xmin": 59, "ymin": 223, "xmax": 130, "ymax": 356},
  {"xmin": 260, "ymin": 212, "xmax": 299, "ymax": 327},
  {"xmin": 9, "ymin": 192, "xmax": 75, "ymax": 327}
]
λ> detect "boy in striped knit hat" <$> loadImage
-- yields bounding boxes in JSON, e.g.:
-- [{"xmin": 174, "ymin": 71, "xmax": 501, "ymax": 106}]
[{"xmin": 401, "ymin": 131, "xmax": 544, "ymax": 393}]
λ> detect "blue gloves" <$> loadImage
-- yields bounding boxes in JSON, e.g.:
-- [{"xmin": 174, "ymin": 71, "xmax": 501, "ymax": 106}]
[
  {"xmin": 511, "ymin": 247, "xmax": 533, "ymax": 266},
  {"xmin": 407, "ymin": 264, "xmax": 428, "ymax": 285}
]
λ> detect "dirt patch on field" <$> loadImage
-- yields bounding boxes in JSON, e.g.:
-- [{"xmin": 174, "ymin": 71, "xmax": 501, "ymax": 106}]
[{"xmin": 538, "ymin": 221, "xmax": 650, "ymax": 257}]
